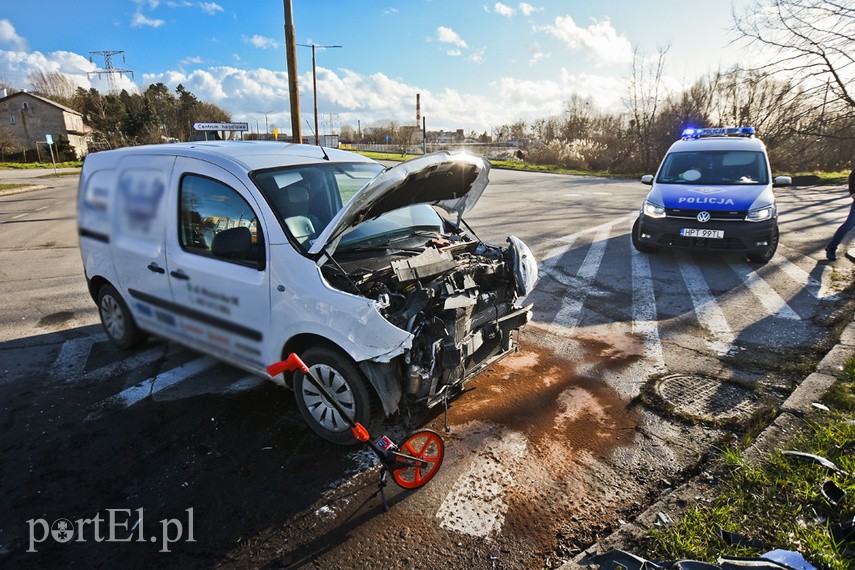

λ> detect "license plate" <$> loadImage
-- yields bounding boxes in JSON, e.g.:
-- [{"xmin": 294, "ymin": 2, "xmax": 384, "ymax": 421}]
[{"xmin": 681, "ymin": 228, "xmax": 724, "ymax": 239}]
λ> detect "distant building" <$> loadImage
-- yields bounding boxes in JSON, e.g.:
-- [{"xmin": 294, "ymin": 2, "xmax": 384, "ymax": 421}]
[{"xmin": 0, "ymin": 91, "xmax": 91, "ymax": 159}]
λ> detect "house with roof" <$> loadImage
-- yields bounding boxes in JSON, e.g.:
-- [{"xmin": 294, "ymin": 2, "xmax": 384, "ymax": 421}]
[{"xmin": 0, "ymin": 90, "xmax": 91, "ymax": 159}]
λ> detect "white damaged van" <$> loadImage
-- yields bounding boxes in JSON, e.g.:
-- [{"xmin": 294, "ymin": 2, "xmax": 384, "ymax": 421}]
[{"xmin": 78, "ymin": 142, "xmax": 537, "ymax": 443}]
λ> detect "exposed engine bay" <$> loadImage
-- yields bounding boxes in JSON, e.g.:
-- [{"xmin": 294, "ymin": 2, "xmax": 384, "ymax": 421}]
[{"xmin": 321, "ymin": 227, "xmax": 534, "ymax": 411}]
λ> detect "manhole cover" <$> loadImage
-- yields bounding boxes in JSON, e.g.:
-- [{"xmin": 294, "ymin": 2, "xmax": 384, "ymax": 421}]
[{"xmin": 655, "ymin": 374, "xmax": 759, "ymax": 422}]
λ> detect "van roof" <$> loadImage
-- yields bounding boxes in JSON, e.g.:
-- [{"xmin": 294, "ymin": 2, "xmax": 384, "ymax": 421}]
[
  {"xmin": 667, "ymin": 136, "xmax": 767, "ymax": 154},
  {"xmin": 84, "ymin": 141, "xmax": 376, "ymax": 172}
]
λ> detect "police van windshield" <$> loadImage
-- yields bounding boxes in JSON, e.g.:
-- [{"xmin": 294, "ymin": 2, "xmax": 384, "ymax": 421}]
[
  {"xmin": 252, "ymin": 162, "xmax": 384, "ymax": 250},
  {"xmin": 656, "ymin": 151, "xmax": 769, "ymax": 185}
]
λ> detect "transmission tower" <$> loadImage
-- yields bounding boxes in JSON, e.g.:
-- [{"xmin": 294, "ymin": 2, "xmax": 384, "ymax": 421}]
[{"xmin": 88, "ymin": 50, "xmax": 134, "ymax": 94}]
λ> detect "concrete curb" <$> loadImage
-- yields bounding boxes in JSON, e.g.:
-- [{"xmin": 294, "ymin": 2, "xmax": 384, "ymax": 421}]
[
  {"xmin": 0, "ymin": 184, "xmax": 48, "ymax": 197},
  {"xmin": 561, "ymin": 320, "xmax": 855, "ymax": 569}
]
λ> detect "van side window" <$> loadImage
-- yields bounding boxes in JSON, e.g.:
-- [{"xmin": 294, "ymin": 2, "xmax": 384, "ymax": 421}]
[{"xmin": 179, "ymin": 174, "xmax": 265, "ymax": 269}]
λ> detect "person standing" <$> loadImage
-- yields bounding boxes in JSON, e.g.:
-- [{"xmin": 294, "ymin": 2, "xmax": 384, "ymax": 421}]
[{"xmin": 825, "ymin": 169, "xmax": 855, "ymax": 261}]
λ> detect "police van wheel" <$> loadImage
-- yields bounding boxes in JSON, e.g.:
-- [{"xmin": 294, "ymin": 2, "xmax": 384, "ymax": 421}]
[
  {"xmin": 632, "ymin": 218, "xmax": 659, "ymax": 253},
  {"xmin": 97, "ymin": 284, "xmax": 145, "ymax": 349},
  {"xmin": 293, "ymin": 347, "xmax": 373, "ymax": 446},
  {"xmin": 746, "ymin": 227, "xmax": 779, "ymax": 264}
]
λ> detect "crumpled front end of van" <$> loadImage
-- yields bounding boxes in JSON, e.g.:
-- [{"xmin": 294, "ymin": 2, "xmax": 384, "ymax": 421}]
[{"xmin": 322, "ymin": 233, "xmax": 535, "ymax": 411}]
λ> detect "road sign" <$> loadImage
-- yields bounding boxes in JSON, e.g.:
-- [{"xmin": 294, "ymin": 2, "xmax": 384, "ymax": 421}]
[
  {"xmin": 192, "ymin": 122, "xmax": 248, "ymax": 132},
  {"xmin": 45, "ymin": 134, "xmax": 53, "ymax": 145}
]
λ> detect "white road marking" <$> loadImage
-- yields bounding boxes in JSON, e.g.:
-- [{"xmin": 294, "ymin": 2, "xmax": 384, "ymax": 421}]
[
  {"xmin": 551, "ymin": 224, "xmax": 611, "ymax": 334},
  {"xmin": 35, "ymin": 205, "xmax": 49, "ymax": 212},
  {"xmin": 81, "ymin": 345, "xmax": 172, "ymax": 382},
  {"xmin": 11, "ymin": 213, "xmax": 27, "ymax": 220},
  {"xmin": 731, "ymin": 262, "xmax": 801, "ymax": 320},
  {"xmin": 772, "ymin": 250, "xmax": 838, "ymax": 300},
  {"xmin": 53, "ymin": 337, "xmax": 94, "ymax": 380},
  {"xmin": 676, "ymin": 253, "xmax": 738, "ymax": 356},
  {"xmin": 105, "ymin": 356, "xmax": 217, "ymax": 408},
  {"xmin": 631, "ymin": 247, "xmax": 666, "ymax": 373},
  {"xmin": 435, "ymin": 430, "xmax": 527, "ymax": 538}
]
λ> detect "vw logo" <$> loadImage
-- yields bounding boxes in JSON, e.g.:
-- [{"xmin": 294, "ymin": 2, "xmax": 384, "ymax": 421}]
[{"xmin": 697, "ymin": 211, "xmax": 711, "ymax": 223}]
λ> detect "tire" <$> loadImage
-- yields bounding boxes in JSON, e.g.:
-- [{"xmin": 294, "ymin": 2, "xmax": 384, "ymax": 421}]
[
  {"xmin": 293, "ymin": 346, "xmax": 373, "ymax": 446},
  {"xmin": 632, "ymin": 217, "xmax": 659, "ymax": 253},
  {"xmin": 746, "ymin": 226, "xmax": 779, "ymax": 264},
  {"xmin": 97, "ymin": 284, "xmax": 145, "ymax": 349}
]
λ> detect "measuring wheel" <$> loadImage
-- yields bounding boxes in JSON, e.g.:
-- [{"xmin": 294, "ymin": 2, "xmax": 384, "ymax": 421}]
[{"xmin": 390, "ymin": 430, "xmax": 445, "ymax": 489}]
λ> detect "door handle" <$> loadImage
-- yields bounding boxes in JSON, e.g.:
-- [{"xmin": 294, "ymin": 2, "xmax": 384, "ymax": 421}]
[
  {"xmin": 147, "ymin": 262, "xmax": 165, "ymax": 274},
  {"xmin": 170, "ymin": 269, "xmax": 190, "ymax": 280}
]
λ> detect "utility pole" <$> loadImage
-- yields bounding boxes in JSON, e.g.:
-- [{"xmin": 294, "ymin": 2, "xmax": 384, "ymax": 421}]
[
  {"xmin": 297, "ymin": 43, "xmax": 341, "ymax": 145},
  {"xmin": 282, "ymin": 1, "xmax": 302, "ymax": 143}
]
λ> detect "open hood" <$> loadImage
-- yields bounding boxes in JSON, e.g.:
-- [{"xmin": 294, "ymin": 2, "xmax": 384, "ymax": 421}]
[{"xmin": 308, "ymin": 151, "xmax": 490, "ymax": 258}]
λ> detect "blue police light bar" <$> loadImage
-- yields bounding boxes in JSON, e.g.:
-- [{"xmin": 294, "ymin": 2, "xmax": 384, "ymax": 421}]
[{"xmin": 681, "ymin": 126, "xmax": 755, "ymax": 139}]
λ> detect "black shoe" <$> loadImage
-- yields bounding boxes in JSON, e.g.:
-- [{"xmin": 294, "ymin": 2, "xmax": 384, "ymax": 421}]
[{"xmin": 826, "ymin": 247, "xmax": 838, "ymax": 261}]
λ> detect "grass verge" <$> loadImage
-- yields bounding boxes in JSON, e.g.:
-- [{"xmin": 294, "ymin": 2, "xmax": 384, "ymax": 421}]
[
  {"xmin": 647, "ymin": 360, "xmax": 855, "ymax": 569},
  {"xmin": 0, "ymin": 161, "xmax": 82, "ymax": 170},
  {"xmin": 352, "ymin": 150, "xmax": 637, "ymax": 179},
  {"xmin": 0, "ymin": 183, "xmax": 30, "ymax": 191}
]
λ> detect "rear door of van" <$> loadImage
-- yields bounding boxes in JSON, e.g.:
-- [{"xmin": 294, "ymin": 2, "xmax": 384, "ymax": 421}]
[{"xmin": 163, "ymin": 157, "xmax": 272, "ymax": 372}]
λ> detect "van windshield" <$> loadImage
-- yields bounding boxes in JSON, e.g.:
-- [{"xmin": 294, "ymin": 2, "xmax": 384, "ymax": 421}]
[
  {"xmin": 252, "ymin": 162, "xmax": 384, "ymax": 250},
  {"xmin": 656, "ymin": 151, "xmax": 769, "ymax": 185}
]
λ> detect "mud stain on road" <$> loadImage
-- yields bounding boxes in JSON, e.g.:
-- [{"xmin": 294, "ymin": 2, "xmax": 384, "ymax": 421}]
[{"xmin": 447, "ymin": 329, "xmax": 641, "ymax": 453}]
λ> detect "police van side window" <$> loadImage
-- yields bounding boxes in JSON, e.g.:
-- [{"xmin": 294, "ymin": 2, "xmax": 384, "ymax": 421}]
[{"xmin": 178, "ymin": 174, "xmax": 265, "ymax": 269}]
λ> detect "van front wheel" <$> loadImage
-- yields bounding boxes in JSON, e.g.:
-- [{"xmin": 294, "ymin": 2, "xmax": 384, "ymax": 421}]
[
  {"xmin": 293, "ymin": 347, "xmax": 373, "ymax": 445},
  {"xmin": 97, "ymin": 284, "xmax": 144, "ymax": 349}
]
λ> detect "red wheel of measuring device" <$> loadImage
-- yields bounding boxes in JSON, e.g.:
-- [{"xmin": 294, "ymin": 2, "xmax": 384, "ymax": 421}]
[{"xmin": 391, "ymin": 429, "xmax": 444, "ymax": 489}]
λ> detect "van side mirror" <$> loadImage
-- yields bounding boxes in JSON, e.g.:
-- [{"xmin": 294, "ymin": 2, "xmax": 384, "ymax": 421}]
[
  {"xmin": 641, "ymin": 175, "xmax": 654, "ymax": 185},
  {"xmin": 211, "ymin": 226, "xmax": 254, "ymax": 261},
  {"xmin": 773, "ymin": 176, "xmax": 792, "ymax": 187}
]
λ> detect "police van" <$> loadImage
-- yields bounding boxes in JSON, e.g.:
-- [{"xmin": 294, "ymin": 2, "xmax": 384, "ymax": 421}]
[
  {"xmin": 78, "ymin": 142, "xmax": 537, "ymax": 443},
  {"xmin": 631, "ymin": 127, "xmax": 791, "ymax": 263}
]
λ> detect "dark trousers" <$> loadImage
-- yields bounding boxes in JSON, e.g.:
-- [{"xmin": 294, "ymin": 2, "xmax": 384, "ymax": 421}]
[{"xmin": 829, "ymin": 198, "xmax": 855, "ymax": 250}]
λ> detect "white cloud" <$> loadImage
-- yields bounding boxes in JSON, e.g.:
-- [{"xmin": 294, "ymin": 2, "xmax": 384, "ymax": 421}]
[
  {"xmin": 543, "ymin": 16, "xmax": 632, "ymax": 65},
  {"xmin": 447, "ymin": 49, "xmax": 462, "ymax": 57},
  {"xmin": 242, "ymin": 34, "xmax": 279, "ymax": 49},
  {"xmin": 519, "ymin": 3, "xmax": 541, "ymax": 16},
  {"xmin": 436, "ymin": 26, "xmax": 467, "ymax": 48},
  {"xmin": 144, "ymin": 59, "xmax": 630, "ymax": 134},
  {"xmin": 494, "ymin": 3, "xmax": 515, "ymax": 17},
  {"xmin": 179, "ymin": 55, "xmax": 204, "ymax": 66},
  {"xmin": 0, "ymin": 48, "xmax": 138, "ymax": 94},
  {"xmin": 0, "ymin": 19, "xmax": 27, "ymax": 51},
  {"xmin": 198, "ymin": 2, "xmax": 223, "ymax": 15},
  {"xmin": 384, "ymin": 7, "xmax": 398, "ymax": 14},
  {"xmin": 131, "ymin": 12, "xmax": 166, "ymax": 28},
  {"xmin": 468, "ymin": 49, "xmax": 486, "ymax": 64},
  {"xmin": 526, "ymin": 43, "xmax": 548, "ymax": 65}
]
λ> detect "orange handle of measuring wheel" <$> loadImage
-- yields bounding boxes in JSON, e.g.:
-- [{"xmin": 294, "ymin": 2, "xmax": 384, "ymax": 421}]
[
  {"xmin": 266, "ymin": 353, "xmax": 310, "ymax": 377},
  {"xmin": 351, "ymin": 422, "xmax": 370, "ymax": 442}
]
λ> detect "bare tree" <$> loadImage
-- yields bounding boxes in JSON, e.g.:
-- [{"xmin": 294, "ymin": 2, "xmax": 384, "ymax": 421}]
[
  {"xmin": 733, "ymin": 0, "xmax": 855, "ymax": 135},
  {"xmin": 624, "ymin": 45, "xmax": 670, "ymax": 171},
  {"xmin": 27, "ymin": 71, "xmax": 78, "ymax": 107},
  {"xmin": 0, "ymin": 127, "xmax": 22, "ymax": 161}
]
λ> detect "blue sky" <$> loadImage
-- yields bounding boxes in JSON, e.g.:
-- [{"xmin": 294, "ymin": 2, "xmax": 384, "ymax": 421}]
[{"xmin": 0, "ymin": 1, "xmax": 753, "ymax": 135}]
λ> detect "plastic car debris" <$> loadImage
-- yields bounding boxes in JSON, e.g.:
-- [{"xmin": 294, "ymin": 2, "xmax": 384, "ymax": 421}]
[
  {"xmin": 820, "ymin": 480, "xmax": 846, "ymax": 506},
  {"xmin": 781, "ymin": 451, "xmax": 848, "ymax": 475},
  {"xmin": 584, "ymin": 549, "xmax": 665, "ymax": 570},
  {"xmin": 761, "ymin": 549, "xmax": 816, "ymax": 570},
  {"xmin": 830, "ymin": 515, "xmax": 854, "ymax": 544},
  {"xmin": 717, "ymin": 528, "xmax": 764, "ymax": 550}
]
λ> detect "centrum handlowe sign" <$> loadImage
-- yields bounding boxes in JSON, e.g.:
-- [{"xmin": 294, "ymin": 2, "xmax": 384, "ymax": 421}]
[{"xmin": 192, "ymin": 122, "xmax": 249, "ymax": 131}]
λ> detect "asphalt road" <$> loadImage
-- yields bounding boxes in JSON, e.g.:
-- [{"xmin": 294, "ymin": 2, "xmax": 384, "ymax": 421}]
[{"xmin": 1, "ymin": 167, "xmax": 853, "ymax": 568}]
